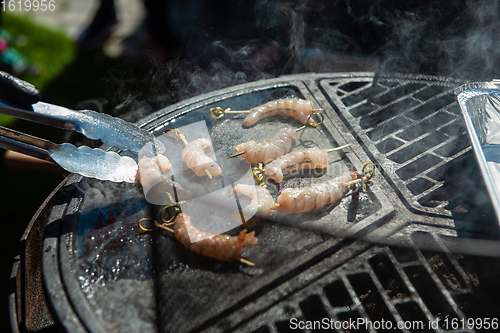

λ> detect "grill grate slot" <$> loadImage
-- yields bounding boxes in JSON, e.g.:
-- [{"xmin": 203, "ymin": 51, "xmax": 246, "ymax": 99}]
[
  {"xmin": 349, "ymin": 273, "xmax": 400, "ymax": 330},
  {"xmin": 404, "ymin": 265, "xmax": 460, "ymax": 328},
  {"xmin": 405, "ymin": 94, "xmax": 456, "ymax": 120},
  {"xmin": 396, "ymin": 154, "xmax": 443, "ymax": 181},
  {"xmin": 367, "ymin": 116, "xmax": 414, "ymax": 141},
  {"xmin": 368, "ymin": 255, "xmax": 411, "ymax": 300},
  {"xmin": 324, "ymin": 280, "xmax": 352, "ymax": 308},
  {"xmin": 359, "ymin": 99, "xmax": 421, "ymax": 129},
  {"xmin": 413, "ymin": 85, "xmax": 449, "ymax": 102},
  {"xmin": 406, "ymin": 178, "xmax": 435, "ymax": 196},
  {"xmin": 375, "ymin": 137, "xmax": 405, "ymax": 154},
  {"xmin": 342, "ymin": 85, "xmax": 386, "ymax": 107},
  {"xmin": 298, "ymin": 295, "xmax": 331, "ymax": 332},
  {"xmin": 433, "ymin": 133, "xmax": 471, "ymax": 158},
  {"xmin": 424, "ymin": 252, "xmax": 466, "ymax": 291},
  {"xmin": 339, "ymin": 81, "xmax": 370, "ymax": 92},
  {"xmin": 388, "ymin": 132, "xmax": 448, "ymax": 163},
  {"xmin": 370, "ymin": 83, "xmax": 426, "ymax": 106},
  {"xmin": 396, "ymin": 112, "xmax": 456, "ymax": 141}
]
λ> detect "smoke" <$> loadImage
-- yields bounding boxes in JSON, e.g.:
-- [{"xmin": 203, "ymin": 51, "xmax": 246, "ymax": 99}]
[
  {"xmin": 374, "ymin": 0, "xmax": 500, "ymax": 80},
  {"xmin": 103, "ymin": 0, "xmax": 500, "ymax": 120}
]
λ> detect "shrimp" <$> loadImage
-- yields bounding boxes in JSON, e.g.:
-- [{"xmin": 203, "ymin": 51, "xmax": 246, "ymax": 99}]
[
  {"xmin": 274, "ymin": 172, "xmax": 358, "ymax": 214},
  {"xmin": 265, "ymin": 147, "xmax": 329, "ymax": 183},
  {"xmin": 235, "ymin": 127, "xmax": 297, "ymax": 164},
  {"xmin": 137, "ymin": 155, "xmax": 192, "ymax": 199},
  {"xmin": 230, "ymin": 184, "xmax": 275, "ymax": 222},
  {"xmin": 173, "ymin": 213, "xmax": 258, "ymax": 263},
  {"xmin": 136, "ymin": 154, "xmax": 172, "ymax": 187},
  {"xmin": 181, "ymin": 138, "xmax": 222, "ymax": 178},
  {"xmin": 242, "ymin": 98, "xmax": 318, "ymax": 127}
]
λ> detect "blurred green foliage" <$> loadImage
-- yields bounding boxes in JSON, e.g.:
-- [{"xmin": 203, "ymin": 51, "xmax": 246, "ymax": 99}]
[{"xmin": 1, "ymin": 13, "xmax": 76, "ymax": 126}]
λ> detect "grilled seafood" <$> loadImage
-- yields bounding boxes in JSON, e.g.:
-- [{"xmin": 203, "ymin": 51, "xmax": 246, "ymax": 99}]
[
  {"xmin": 136, "ymin": 154, "xmax": 172, "ymax": 187},
  {"xmin": 230, "ymin": 184, "xmax": 275, "ymax": 222},
  {"xmin": 242, "ymin": 98, "xmax": 319, "ymax": 127},
  {"xmin": 136, "ymin": 155, "xmax": 192, "ymax": 200},
  {"xmin": 181, "ymin": 138, "xmax": 222, "ymax": 178},
  {"xmin": 233, "ymin": 127, "xmax": 297, "ymax": 164},
  {"xmin": 265, "ymin": 147, "xmax": 329, "ymax": 183},
  {"xmin": 174, "ymin": 213, "xmax": 257, "ymax": 263},
  {"xmin": 272, "ymin": 172, "xmax": 358, "ymax": 214}
]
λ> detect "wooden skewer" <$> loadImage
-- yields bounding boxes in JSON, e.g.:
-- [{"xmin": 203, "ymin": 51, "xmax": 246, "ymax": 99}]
[
  {"xmin": 228, "ymin": 151, "xmax": 246, "ymax": 159},
  {"xmin": 239, "ymin": 258, "xmax": 256, "ymax": 267},
  {"xmin": 325, "ymin": 144, "xmax": 352, "ymax": 153},
  {"xmin": 210, "ymin": 105, "xmax": 324, "ymax": 120},
  {"xmin": 231, "ymin": 144, "xmax": 352, "ymax": 160},
  {"xmin": 210, "ymin": 107, "xmax": 324, "ymax": 117}
]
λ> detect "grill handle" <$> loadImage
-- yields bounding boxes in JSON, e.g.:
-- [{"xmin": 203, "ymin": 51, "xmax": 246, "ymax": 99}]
[{"xmin": 0, "ymin": 71, "xmax": 41, "ymax": 108}]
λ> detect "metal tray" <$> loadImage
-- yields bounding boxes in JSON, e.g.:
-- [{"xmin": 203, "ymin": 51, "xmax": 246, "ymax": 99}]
[{"xmin": 456, "ymin": 81, "xmax": 500, "ymax": 225}]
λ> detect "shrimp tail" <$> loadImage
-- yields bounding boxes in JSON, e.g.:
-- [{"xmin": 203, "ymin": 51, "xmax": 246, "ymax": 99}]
[{"xmin": 237, "ymin": 229, "xmax": 258, "ymax": 246}]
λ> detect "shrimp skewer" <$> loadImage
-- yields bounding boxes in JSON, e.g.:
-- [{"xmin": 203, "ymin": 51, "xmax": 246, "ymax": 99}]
[
  {"xmin": 169, "ymin": 128, "xmax": 222, "ymax": 179},
  {"xmin": 230, "ymin": 127, "xmax": 297, "ymax": 164},
  {"xmin": 243, "ymin": 98, "xmax": 322, "ymax": 127},
  {"xmin": 137, "ymin": 155, "xmax": 193, "ymax": 199},
  {"xmin": 209, "ymin": 98, "xmax": 323, "ymax": 127},
  {"xmin": 228, "ymin": 113, "xmax": 325, "ymax": 164},
  {"xmin": 139, "ymin": 213, "xmax": 257, "ymax": 266},
  {"xmin": 263, "ymin": 145, "xmax": 351, "ymax": 183},
  {"xmin": 230, "ymin": 184, "xmax": 275, "ymax": 222},
  {"xmin": 271, "ymin": 172, "xmax": 358, "ymax": 214},
  {"xmin": 270, "ymin": 163, "xmax": 376, "ymax": 214},
  {"xmin": 181, "ymin": 138, "xmax": 222, "ymax": 178}
]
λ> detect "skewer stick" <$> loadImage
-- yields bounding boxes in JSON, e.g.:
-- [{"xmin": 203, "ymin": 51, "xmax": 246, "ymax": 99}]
[
  {"xmin": 168, "ymin": 128, "xmax": 213, "ymax": 179},
  {"xmin": 209, "ymin": 107, "xmax": 251, "ymax": 119},
  {"xmin": 325, "ymin": 144, "xmax": 352, "ymax": 153},
  {"xmin": 210, "ymin": 107, "xmax": 324, "ymax": 120},
  {"xmin": 228, "ymin": 151, "xmax": 246, "ymax": 159},
  {"xmin": 239, "ymin": 258, "xmax": 256, "ymax": 267}
]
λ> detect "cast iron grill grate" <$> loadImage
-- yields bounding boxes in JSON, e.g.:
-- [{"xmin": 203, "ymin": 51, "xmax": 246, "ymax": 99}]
[
  {"xmin": 14, "ymin": 73, "xmax": 499, "ymax": 333},
  {"xmin": 238, "ymin": 231, "xmax": 498, "ymax": 333},
  {"xmin": 320, "ymin": 74, "xmax": 470, "ymax": 217}
]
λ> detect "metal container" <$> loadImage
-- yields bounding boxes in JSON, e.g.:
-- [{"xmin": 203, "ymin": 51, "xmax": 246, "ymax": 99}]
[{"xmin": 456, "ymin": 81, "xmax": 500, "ymax": 225}]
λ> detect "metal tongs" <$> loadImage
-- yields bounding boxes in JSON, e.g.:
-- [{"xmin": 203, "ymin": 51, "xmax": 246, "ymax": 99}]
[{"xmin": 0, "ymin": 71, "xmax": 165, "ymax": 183}]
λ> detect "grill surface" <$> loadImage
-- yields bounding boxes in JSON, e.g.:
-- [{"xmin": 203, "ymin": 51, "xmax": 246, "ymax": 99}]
[
  {"xmin": 10, "ymin": 73, "xmax": 500, "ymax": 333},
  {"xmin": 321, "ymin": 74, "xmax": 472, "ymax": 216}
]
